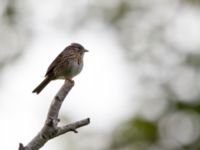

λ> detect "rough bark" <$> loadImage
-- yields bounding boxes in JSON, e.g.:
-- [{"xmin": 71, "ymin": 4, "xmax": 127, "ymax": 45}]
[{"xmin": 19, "ymin": 80, "xmax": 90, "ymax": 150}]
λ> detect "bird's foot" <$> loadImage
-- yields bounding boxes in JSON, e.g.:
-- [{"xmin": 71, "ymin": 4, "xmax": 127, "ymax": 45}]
[{"xmin": 65, "ymin": 78, "xmax": 74, "ymax": 84}]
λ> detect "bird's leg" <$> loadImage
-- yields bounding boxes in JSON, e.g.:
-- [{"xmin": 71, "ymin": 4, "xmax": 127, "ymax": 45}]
[{"xmin": 65, "ymin": 77, "xmax": 74, "ymax": 83}]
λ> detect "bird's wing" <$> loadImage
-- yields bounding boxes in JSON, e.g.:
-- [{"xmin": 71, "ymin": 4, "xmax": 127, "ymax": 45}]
[
  {"xmin": 45, "ymin": 52, "xmax": 64, "ymax": 77},
  {"xmin": 45, "ymin": 47, "xmax": 77, "ymax": 77}
]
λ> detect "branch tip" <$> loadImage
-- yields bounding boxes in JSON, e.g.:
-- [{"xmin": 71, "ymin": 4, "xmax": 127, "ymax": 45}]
[{"xmin": 87, "ymin": 118, "xmax": 90, "ymax": 124}]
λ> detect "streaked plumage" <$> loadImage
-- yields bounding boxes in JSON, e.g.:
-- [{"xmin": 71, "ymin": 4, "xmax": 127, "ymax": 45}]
[{"xmin": 32, "ymin": 43, "xmax": 88, "ymax": 94}]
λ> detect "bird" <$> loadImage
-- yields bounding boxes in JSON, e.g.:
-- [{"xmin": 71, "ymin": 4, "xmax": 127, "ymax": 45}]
[{"xmin": 32, "ymin": 43, "xmax": 88, "ymax": 94}]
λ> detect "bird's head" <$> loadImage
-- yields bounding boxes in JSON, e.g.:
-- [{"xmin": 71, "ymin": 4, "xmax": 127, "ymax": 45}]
[{"xmin": 70, "ymin": 43, "xmax": 89, "ymax": 54}]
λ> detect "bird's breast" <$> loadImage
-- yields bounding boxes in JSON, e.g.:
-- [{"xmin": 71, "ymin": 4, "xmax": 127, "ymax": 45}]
[{"xmin": 60, "ymin": 57, "xmax": 83, "ymax": 78}]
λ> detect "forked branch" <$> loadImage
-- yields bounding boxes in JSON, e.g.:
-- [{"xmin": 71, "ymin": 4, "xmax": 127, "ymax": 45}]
[{"xmin": 19, "ymin": 80, "xmax": 90, "ymax": 150}]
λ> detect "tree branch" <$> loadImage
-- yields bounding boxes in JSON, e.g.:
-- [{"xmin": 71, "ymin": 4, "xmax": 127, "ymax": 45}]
[{"xmin": 19, "ymin": 80, "xmax": 90, "ymax": 150}]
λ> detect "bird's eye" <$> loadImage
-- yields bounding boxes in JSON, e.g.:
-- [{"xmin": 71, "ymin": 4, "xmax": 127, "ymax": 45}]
[
  {"xmin": 79, "ymin": 46, "xmax": 83, "ymax": 50},
  {"xmin": 79, "ymin": 49, "xmax": 83, "ymax": 53}
]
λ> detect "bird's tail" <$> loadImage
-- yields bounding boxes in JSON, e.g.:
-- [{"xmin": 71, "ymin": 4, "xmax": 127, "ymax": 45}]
[{"xmin": 32, "ymin": 77, "xmax": 51, "ymax": 94}]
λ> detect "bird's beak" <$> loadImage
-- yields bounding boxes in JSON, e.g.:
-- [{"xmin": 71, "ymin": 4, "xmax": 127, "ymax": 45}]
[{"xmin": 84, "ymin": 49, "xmax": 89, "ymax": 52}]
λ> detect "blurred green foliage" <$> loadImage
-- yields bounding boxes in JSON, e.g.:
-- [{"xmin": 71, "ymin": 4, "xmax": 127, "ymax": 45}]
[
  {"xmin": 3, "ymin": 0, "xmax": 16, "ymax": 24},
  {"xmin": 0, "ymin": 0, "xmax": 29, "ymax": 71},
  {"xmin": 184, "ymin": 0, "xmax": 200, "ymax": 5},
  {"xmin": 175, "ymin": 101, "xmax": 200, "ymax": 113},
  {"xmin": 111, "ymin": 117, "xmax": 157, "ymax": 150}
]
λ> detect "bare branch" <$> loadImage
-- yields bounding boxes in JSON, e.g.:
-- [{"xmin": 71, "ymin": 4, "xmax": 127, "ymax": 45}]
[
  {"xmin": 19, "ymin": 80, "xmax": 90, "ymax": 150},
  {"xmin": 57, "ymin": 118, "xmax": 90, "ymax": 135}
]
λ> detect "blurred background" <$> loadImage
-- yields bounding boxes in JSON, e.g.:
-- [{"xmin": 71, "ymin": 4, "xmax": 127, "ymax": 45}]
[{"xmin": 1, "ymin": 0, "xmax": 200, "ymax": 149}]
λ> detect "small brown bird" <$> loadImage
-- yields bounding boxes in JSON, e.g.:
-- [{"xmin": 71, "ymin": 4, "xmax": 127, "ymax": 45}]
[{"xmin": 32, "ymin": 43, "xmax": 88, "ymax": 94}]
